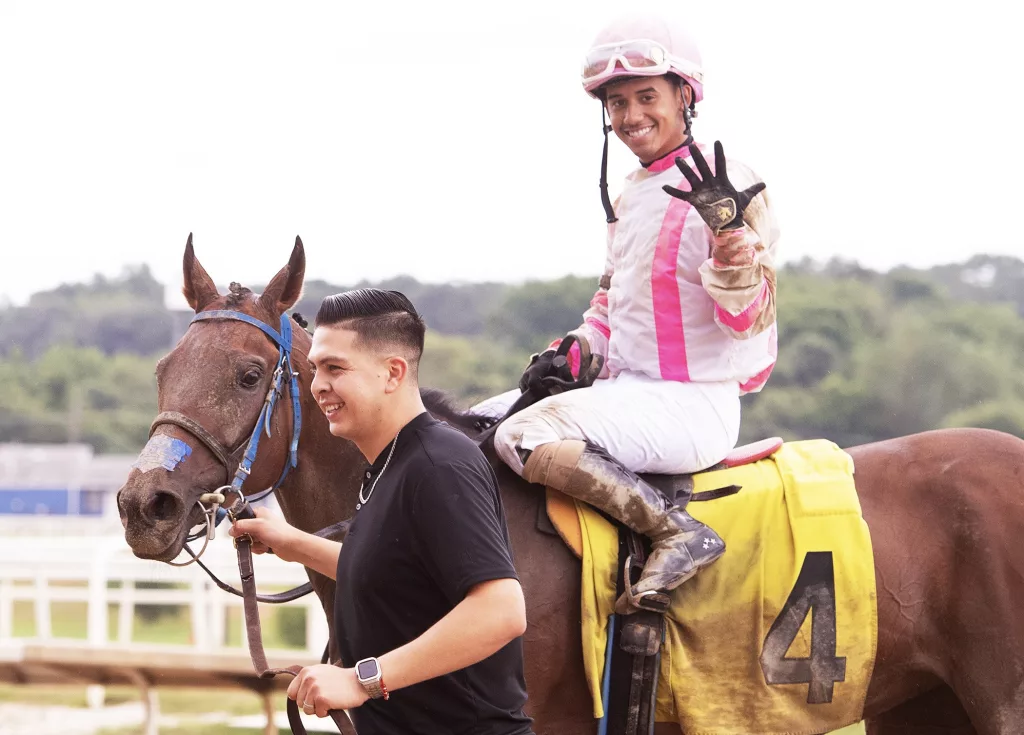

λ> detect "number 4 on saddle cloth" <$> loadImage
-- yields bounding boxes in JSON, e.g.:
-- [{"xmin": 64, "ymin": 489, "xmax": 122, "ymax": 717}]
[{"xmin": 543, "ymin": 437, "xmax": 877, "ymax": 735}]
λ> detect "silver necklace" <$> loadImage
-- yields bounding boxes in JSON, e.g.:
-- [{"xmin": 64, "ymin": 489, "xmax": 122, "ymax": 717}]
[{"xmin": 356, "ymin": 429, "xmax": 401, "ymax": 510}]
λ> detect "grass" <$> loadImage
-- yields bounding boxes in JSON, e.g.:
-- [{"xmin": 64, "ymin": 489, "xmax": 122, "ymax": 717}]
[
  {"xmin": 2, "ymin": 584, "xmax": 313, "ymax": 727},
  {"xmin": 0, "ymin": 684, "xmax": 268, "ymax": 715},
  {"xmin": 97, "ymin": 728, "xmax": 265, "ymax": 735},
  {"xmin": 1, "ymin": 684, "xmax": 289, "ymax": 735},
  {"xmin": 10, "ymin": 591, "xmax": 308, "ymax": 649},
  {"xmin": 151, "ymin": 687, "xmax": 271, "ymax": 716},
  {"xmin": 0, "ymin": 683, "xmax": 93, "ymax": 707}
]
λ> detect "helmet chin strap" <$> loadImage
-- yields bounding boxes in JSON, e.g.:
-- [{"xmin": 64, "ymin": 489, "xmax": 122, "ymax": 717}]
[
  {"xmin": 680, "ymin": 78, "xmax": 695, "ymax": 136},
  {"xmin": 599, "ymin": 104, "xmax": 618, "ymax": 225},
  {"xmin": 682, "ymin": 101, "xmax": 693, "ymax": 135}
]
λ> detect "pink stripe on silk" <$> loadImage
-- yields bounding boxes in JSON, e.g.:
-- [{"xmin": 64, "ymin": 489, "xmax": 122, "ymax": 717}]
[
  {"xmin": 646, "ymin": 145, "xmax": 695, "ymax": 173},
  {"xmin": 585, "ymin": 317, "xmax": 611, "ymax": 339},
  {"xmin": 714, "ymin": 280, "xmax": 769, "ymax": 332},
  {"xmin": 739, "ymin": 361, "xmax": 774, "ymax": 393},
  {"xmin": 651, "ymin": 198, "xmax": 692, "ymax": 381},
  {"xmin": 546, "ymin": 338, "xmax": 589, "ymax": 377},
  {"xmin": 591, "ymin": 290, "xmax": 609, "ymax": 308},
  {"xmin": 740, "ymin": 324, "xmax": 778, "ymax": 393}
]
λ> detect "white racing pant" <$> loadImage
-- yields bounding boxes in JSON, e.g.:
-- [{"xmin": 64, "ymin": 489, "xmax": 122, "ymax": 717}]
[{"xmin": 473, "ymin": 371, "xmax": 741, "ymax": 476}]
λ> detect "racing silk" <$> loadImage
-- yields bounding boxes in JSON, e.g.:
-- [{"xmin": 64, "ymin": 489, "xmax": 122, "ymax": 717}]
[{"xmin": 564, "ymin": 142, "xmax": 779, "ymax": 395}]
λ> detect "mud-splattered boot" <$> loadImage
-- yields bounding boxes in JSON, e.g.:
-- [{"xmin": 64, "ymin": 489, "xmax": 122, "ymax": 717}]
[{"xmin": 520, "ymin": 439, "xmax": 725, "ymax": 614}]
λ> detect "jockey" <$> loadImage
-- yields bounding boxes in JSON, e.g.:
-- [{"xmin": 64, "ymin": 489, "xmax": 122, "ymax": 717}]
[{"xmin": 475, "ymin": 12, "xmax": 779, "ymax": 613}]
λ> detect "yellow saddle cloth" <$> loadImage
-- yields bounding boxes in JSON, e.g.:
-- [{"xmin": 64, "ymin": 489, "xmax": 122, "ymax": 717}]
[{"xmin": 555, "ymin": 439, "xmax": 877, "ymax": 735}]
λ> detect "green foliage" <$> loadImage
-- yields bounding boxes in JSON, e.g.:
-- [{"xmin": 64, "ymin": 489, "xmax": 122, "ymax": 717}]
[
  {"xmin": 274, "ymin": 605, "xmax": 308, "ymax": 649},
  {"xmin": 0, "ymin": 265, "xmax": 175, "ymax": 358},
  {"xmin": 418, "ymin": 333, "xmax": 529, "ymax": 407},
  {"xmin": 133, "ymin": 582, "xmax": 187, "ymax": 623},
  {"xmin": 3, "ymin": 256, "xmax": 1024, "ymax": 453},
  {"xmin": 286, "ymin": 276, "xmax": 512, "ymax": 337},
  {"xmin": 0, "ymin": 345, "xmax": 157, "ymax": 452},
  {"xmin": 740, "ymin": 269, "xmax": 1024, "ymax": 446},
  {"xmin": 483, "ymin": 275, "xmax": 598, "ymax": 351},
  {"xmin": 942, "ymin": 400, "xmax": 1024, "ymax": 436}
]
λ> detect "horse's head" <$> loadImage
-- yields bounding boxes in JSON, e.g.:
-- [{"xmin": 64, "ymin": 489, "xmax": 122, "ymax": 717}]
[{"xmin": 117, "ymin": 235, "xmax": 309, "ymax": 560}]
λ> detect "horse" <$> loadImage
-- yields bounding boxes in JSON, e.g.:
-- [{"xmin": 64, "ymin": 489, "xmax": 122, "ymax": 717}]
[{"xmin": 116, "ymin": 238, "xmax": 1024, "ymax": 734}]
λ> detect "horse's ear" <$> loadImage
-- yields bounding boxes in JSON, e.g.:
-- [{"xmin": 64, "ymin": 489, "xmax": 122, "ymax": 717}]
[
  {"xmin": 258, "ymin": 236, "xmax": 306, "ymax": 315},
  {"xmin": 182, "ymin": 233, "xmax": 219, "ymax": 312}
]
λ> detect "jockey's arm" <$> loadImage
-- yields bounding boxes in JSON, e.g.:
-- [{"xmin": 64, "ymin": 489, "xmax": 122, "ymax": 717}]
[{"xmin": 698, "ymin": 189, "xmax": 779, "ymax": 340}]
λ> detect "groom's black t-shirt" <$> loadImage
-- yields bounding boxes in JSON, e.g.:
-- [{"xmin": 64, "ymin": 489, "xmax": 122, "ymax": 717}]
[{"xmin": 335, "ymin": 411, "xmax": 533, "ymax": 735}]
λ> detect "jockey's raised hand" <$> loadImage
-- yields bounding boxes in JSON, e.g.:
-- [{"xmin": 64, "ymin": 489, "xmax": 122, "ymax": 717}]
[{"xmin": 662, "ymin": 141, "xmax": 766, "ymax": 235}]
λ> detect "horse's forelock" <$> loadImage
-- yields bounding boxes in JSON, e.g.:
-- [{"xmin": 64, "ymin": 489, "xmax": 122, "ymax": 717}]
[{"xmin": 226, "ymin": 282, "xmax": 254, "ymax": 308}]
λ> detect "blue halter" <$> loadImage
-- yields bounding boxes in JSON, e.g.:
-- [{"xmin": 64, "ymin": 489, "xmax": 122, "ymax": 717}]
[{"xmin": 189, "ymin": 309, "xmax": 303, "ymax": 504}]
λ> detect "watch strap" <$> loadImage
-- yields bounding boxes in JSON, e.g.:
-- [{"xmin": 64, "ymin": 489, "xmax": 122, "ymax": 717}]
[{"xmin": 356, "ymin": 657, "xmax": 389, "ymax": 701}]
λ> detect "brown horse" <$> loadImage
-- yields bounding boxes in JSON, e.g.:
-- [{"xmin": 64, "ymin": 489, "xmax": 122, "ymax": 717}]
[{"xmin": 117, "ymin": 240, "xmax": 1024, "ymax": 735}]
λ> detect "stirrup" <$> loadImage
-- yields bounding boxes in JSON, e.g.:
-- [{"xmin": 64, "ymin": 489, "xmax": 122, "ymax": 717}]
[
  {"xmin": 627, "ymin": 587, "xmax": 671, "ymax": 614},
  {"xmin": 620, "ymin": 554, "xmax": 671, "ymax": 614}
]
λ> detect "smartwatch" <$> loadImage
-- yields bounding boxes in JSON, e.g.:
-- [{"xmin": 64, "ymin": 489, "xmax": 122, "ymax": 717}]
[{"xmin": 355, "ymin": 657, "xmax": 389, "ymax": 700}]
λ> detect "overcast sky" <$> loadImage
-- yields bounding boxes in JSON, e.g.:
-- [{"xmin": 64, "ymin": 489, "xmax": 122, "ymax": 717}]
[{"xmin": 1, "ymin": 0, "xmax": 1021, "ymax": 308}]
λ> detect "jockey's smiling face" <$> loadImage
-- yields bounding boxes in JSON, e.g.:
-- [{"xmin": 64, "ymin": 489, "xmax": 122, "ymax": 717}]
[{"xmin": 603, "ymin": 75, "xmax": 692, "ymax": 165}]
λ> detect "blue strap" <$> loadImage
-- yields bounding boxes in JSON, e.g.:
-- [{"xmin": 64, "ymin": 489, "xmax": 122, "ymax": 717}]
[
  {"xmin": 597, "ymin": 614, "xmax": 616, "ymax": 735},
  {"xmin": 279, "ymin": 309, "xmax": 294, "ymax": 352},
  {"xmin": 192, "ymin": 310, "xmax": 287, "ymax": 348},
  {"xmin": 277, "ymin": 313, "xmax": 301, "ymax": 471},
  {"xmin": 288, "ymin": 354, "xmax": 301, "ymax": 469},
  {"xmin": 187, "ymin": 310, "xmax": 303, "ymax": 502}
]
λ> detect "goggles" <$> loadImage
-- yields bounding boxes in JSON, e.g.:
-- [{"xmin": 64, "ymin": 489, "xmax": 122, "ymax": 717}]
[{"xmin": 581, "ymin": 38, "xmax": 702, "ymax": 86}]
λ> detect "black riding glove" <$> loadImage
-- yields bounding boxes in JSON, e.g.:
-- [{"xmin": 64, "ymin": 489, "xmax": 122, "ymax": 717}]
[
  {"xmin": 519, "ymin": 349, "xmax": 572, "ymax": 394},
  {"xmin": 662, "ymin": 141, "xmax": 766, "ymax": 235}
]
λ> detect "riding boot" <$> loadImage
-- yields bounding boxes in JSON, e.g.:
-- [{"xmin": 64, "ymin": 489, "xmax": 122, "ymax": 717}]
[{"xmin": 520, "ymin": 439, "xmax": 725, "ymax": 614}]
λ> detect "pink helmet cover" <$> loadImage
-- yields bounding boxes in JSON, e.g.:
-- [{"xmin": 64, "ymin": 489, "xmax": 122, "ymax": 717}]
[{"xmin": 583, "ymin": 12, "xmax": 704, "ymax": 102}]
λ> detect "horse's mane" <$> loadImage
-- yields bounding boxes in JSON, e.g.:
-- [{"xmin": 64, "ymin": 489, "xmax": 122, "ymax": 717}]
[{"xmin": 420, "ymin": 387, "xmax": 497, "ymax": 436}]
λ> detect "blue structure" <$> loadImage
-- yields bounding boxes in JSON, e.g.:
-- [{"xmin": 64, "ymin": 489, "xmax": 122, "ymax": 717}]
[
  {"xmin": 0, "ymin": 489, "xmax": 73, "ymax": 515},
  {"xmin": 0, "ymin": 443, "xmax": 133, "ymax": 518}
]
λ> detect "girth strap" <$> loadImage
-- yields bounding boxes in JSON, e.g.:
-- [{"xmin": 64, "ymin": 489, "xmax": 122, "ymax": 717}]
[{"xmin": 604, "ymin": 529, "xmax": 664, "ymax": 735}]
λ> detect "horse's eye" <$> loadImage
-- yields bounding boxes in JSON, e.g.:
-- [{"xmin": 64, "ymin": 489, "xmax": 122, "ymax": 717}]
[{"xmin": 240, "ymin": 368, "xmax": 262, "ymax": 388}]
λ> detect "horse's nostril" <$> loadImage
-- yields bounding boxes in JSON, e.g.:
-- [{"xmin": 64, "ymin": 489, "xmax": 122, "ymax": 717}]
[{"xmin": 148, "ymin": 492, "xmax": 181, "ymax": 523}]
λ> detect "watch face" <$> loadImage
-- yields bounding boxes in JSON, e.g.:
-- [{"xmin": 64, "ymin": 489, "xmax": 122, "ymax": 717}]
[{"xmin": 356, "ymin": 659, "xmax": 379, "ymax": 681}]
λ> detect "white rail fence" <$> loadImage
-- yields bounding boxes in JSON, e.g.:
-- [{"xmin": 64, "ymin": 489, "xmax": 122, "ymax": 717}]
[{"xmin": 0, "ymin": 531, "xmax": 329, "ymax": 657}]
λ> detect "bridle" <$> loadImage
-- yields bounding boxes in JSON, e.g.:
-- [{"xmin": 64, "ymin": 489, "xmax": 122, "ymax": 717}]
[
  {"xmin": 148, "ymin": 307, "xmax": 357, "ymax": 734},
  {"xmin": 148, "ymin": 307, "xmax": 312, "ymax": 598},
  {"xmin": 149, "ymin": 309, "xmax": 303, "ymax": 564}
]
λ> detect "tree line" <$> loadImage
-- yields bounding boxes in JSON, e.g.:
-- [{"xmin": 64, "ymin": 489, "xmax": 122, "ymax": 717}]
[{"xmin": 1, "ymin": 254, "xmax": 1022, "ymax": 453}]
